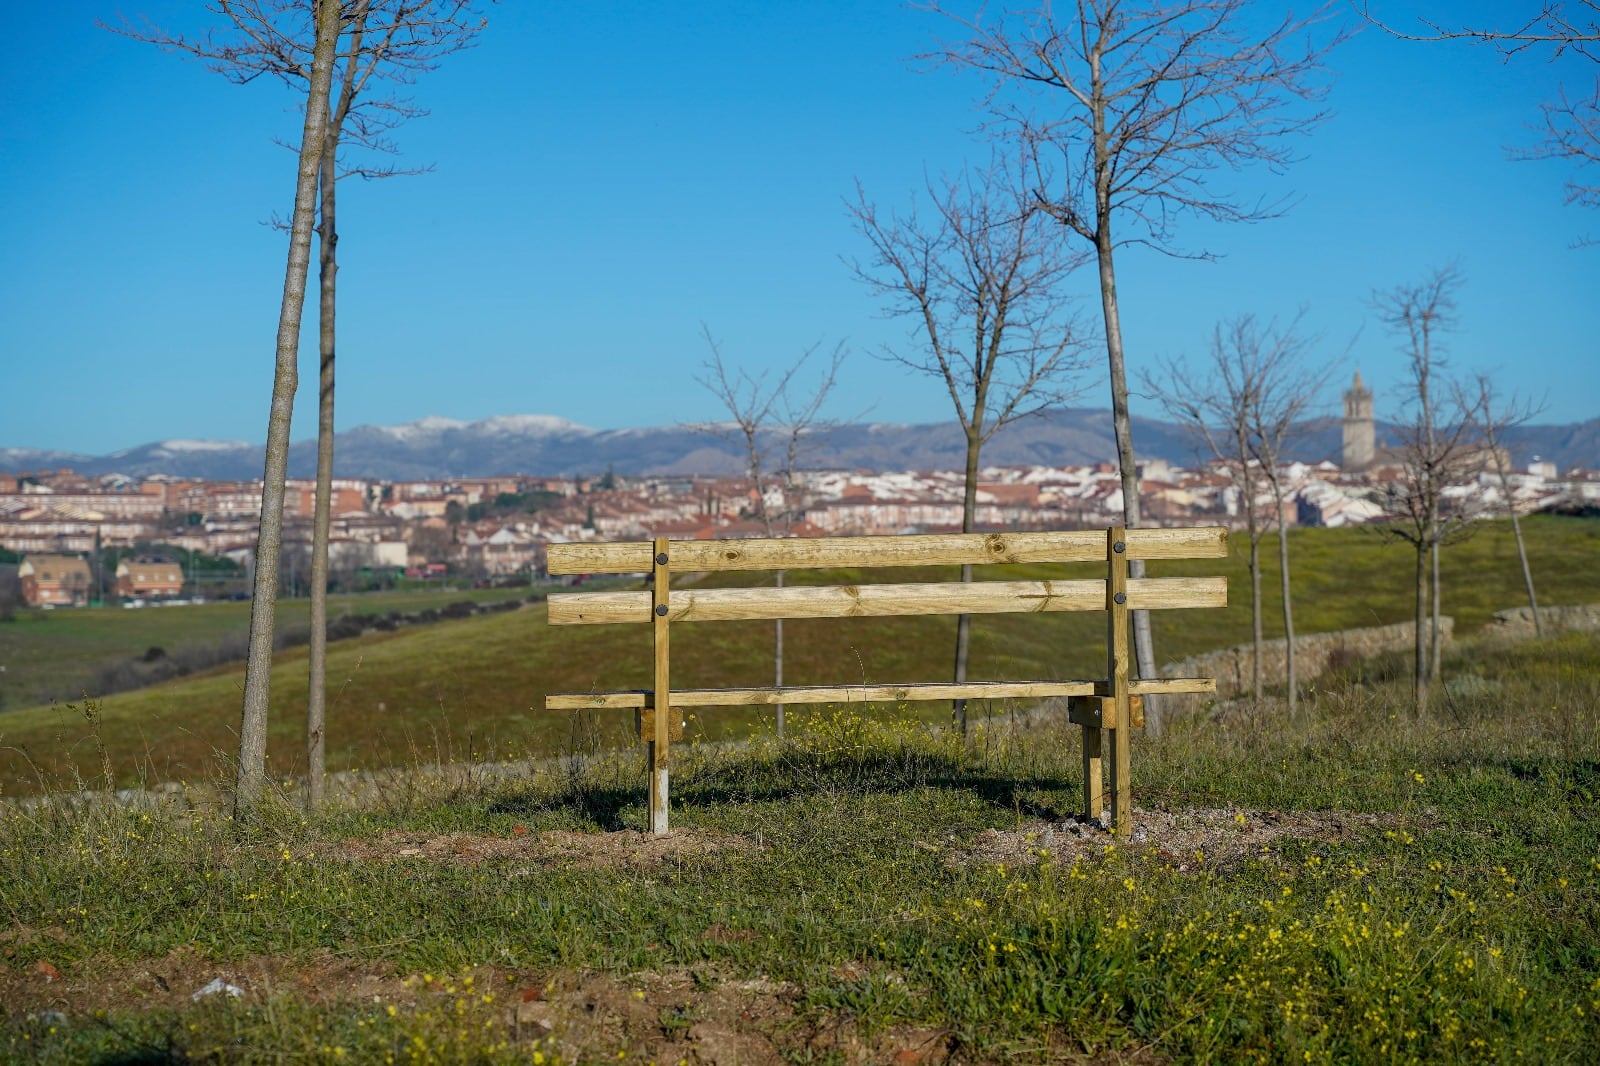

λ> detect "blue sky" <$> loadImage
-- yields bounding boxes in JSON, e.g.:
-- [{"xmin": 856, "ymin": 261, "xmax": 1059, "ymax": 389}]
[{"xmin": 2, "ymin": 1, "xmax": 1596, "ymax": 456}]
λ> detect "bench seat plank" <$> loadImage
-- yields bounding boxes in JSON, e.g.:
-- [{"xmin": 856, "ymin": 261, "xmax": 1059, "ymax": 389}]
[
  {"xmin": 547, "ymin": 676, "xmax": 1216, "ymax": 710},
  {"xmin": 549, "ymin": 576, "xmax": 1225, "ymax": 626}
]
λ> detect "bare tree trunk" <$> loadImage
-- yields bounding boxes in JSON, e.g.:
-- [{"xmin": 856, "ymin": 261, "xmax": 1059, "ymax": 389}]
[
  {"xmin": 1429, "ymin": 535, "xmax": 1444, "ymax": 681},
  {"xmin": 695, "ymin": 335, "xmax": 846, "ymax": 744},
  {"xmin": 952, "ymin": 563, "xmax": 973, "ymax": 733},
  {"xmin": 1276, "ymin": 514, "xmax": 1298, "ymax": 717},
  {"xmin": 850, "ymin": 169, "xmax": 1089, "ymax": 738},
  {"xmin": 1510, "ymin": 510, "xmax": 1540, "ymax": 635},
  {"xmin": 1482, "ymin": 413, "xmax": 1542, "ymax": 637},
  {"xmin": 236, "ymin": 0, "xmax": 341, "ymax": 821},
  {"xmin": 952, "ymin": 427, "xmax": 980, "ymax": 735},
  {"xmin": 774, "ymin": 570, "xmax": 785, "ymax": 739},
  {"xmin": 1472, "ymin": 384, "xmax": 1536, "ymax": 633},
  {"xmin": 1376, "ymin": 267, "xmax": 1468, "ymax": 711},
  {"xmin": 1237, "ymin": 456, "xmax": 1262, "ymax": 707},
  {"xmin": 1144, "ymin": 315, "xmax": 1326, "ymax": 723},
  {"xmin": 306, "ymin": 126, "xmax": 339, "ymax": 812},
  {"xmin": 1247, "ymin": 509, "xmax": 1262, "ymax": 707},
  {"xmin": 1421, "ymin": 344, "xmax": 1443, "ymax": 684},
  {"xmin": 1094, "ymin": 233, "xmax": 1160, "ymax": 733},
  {"xmin": 1420, "ymin": 541, "xmax": 1433, "ymax": 713},
  {"xmin": 1499, "ymin": 482, "xmax": 1542, "ymax": 640},
  {"xmin": 1260, "ymin": 467, "xmax": 1299, "ymax": 716}
]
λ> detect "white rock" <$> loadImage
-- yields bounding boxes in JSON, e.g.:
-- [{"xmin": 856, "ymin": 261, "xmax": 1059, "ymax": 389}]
[{"xmin": 192, "ymin": 978, "xmax": 245, "ymax": 1001}]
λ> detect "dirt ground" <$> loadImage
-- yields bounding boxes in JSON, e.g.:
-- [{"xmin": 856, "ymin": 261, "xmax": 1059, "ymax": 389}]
[
  {"xmin": 318, "ymin": 805, "xmax": 1395, "ymax": 875},
  {"xmin": 1, "ymin": 948, "xmax": 957, "ymax": 1065},
  {"xmin": 326, "ymin": 824, "xmax": 758, "ymax": 870},
  {"xmin": 957, "ymin": 805, "xmax": 1400, "ymax": 871},
  {"xmin": 3, "ymin": 808, "xmax": 1395, "ymax": 1063}
]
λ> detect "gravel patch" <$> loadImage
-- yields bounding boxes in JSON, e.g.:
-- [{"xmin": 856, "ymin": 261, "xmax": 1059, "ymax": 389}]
[
  {"xmin": 959, "ymin": 806, "xmax": 1398, "ymax": 869},
  {"xmin": 326, "ymin": 826, "xmax": 757, "ymax": 870}
]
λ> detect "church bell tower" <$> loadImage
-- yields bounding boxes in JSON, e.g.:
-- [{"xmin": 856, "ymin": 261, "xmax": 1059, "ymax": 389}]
[{"xmin": 1342, "ymin": 370, "xmax": 1375, "ymax": 472}]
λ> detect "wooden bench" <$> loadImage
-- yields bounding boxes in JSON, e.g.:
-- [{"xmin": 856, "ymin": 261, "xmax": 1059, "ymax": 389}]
[{"xmin": 545, "ymin": 525, "xmax": 1228, "ymax": 835}]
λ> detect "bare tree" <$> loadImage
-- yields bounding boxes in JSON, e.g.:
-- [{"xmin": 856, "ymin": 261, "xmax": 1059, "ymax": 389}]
[
  {"xmin": 1146, "ymin": 331, "xmax": 1270, "ymax": 707},
  {"xmin": 1361, "ymin": 2, "xmax": 1599, "ymax": 231},
  {"xmin": 1372, "ymin": 266, "xmax": 1482, "ymax": 714},
  {"xmin": 1473, "ymin": 375, "xmax": 1546, "ymax": 636},
  {"xmin": 279, "ymin": 538, "xmax": 313, "ymax": 600},
  {"xmin": 848, "ymin": 164, "xmax": 1091, "ymax": 735},
  {"xmin": 232, "ymin": 0, "xmax": 342, "ymax": 818},
  {"xmin": 305, "ymin": 2, "xmax": 483, "ymax": 809},
  {"xmin": 111, "ymin": 1, "xmax": 486, "ymax": 809},
  {"xmin": 407, "ymin": 521, "xmax": 455, "ymax": 568},
  {"xmin": 695, "ymin": 331, "xmax": 847, "ymax": 739},
  {"xmin": 0, "ymin": 566, "xmax": 20, "ymax": 625},
  {"xmin": 925, "ymin": 0, "xmax": 1349, "ymax": 734},
  {"xmin": 1144, "ymin": 313, "xmax": 1332, "ymax": 715},
  {"xmin": 1239, "ymin": 320, "xmax": 1337, "ymax": 718}
]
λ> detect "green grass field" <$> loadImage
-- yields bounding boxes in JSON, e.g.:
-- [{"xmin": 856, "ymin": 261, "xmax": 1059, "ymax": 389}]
[
  {"xmin": 0, "ymin": 584, "xmax": 533, "ymax": 712},
  {"xmin": 0, "ymin": 517, "xmax": 1595, "ymax": 796},
  {"xmin": 1, "ymin": 629, "xmax": 1596, "ymax": 1062}
]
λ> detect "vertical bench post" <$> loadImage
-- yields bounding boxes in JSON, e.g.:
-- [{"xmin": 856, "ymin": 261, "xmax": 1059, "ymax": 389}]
[
  {"xmin": 1080, "ymin": 710, "xmax": 1103, "ymax": 823},
  {"xmin": 649, "ymin": 536, "xmax": 671, "ymax": 834},
  {"xmin": 1107, "ymin": 526, "xmax": 1133, "ymax": 834}
]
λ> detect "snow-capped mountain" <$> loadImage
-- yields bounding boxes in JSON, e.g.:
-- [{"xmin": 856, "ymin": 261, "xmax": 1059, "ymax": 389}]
[
  {"xmin": 0, "ymin": 446, "xmax": 93, "ymax": 471},
  {"xmin": 3, "ymin": 411, "xmax": 1595, "ymax": 480}
]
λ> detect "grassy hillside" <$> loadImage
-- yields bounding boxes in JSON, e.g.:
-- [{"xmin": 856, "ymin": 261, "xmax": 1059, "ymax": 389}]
[
  {"xmin": 1, "ymin": 517, "xmax": 1595, "ymax": 795},
  {"xmin": 0, "ymin": 584, "xmax": 531, "ymax": 710},
  {"xmin": 2, "ymin": 630, "xmax": 1597, "ymax": 1062}
]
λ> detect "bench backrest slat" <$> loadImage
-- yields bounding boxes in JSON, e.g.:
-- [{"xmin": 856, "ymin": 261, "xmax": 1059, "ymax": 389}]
[
  {"xmin": 547, "ymin": 526, "xmax": 1226, "ymax": 575},
  {"xmin": 549, "ymin": 575, "xmax": 1226, "ymax": 626}
]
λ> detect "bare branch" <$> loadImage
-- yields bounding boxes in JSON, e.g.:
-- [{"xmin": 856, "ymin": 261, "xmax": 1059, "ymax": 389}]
[
  {"xmin": 920, "ymin": 1, "xmax": 1346, "ymax": 731},
  {"xmin": 103, "ymin": 0, "xmax": 486, "ymax": 180},
  {"xmin": 925, "ymin": 0, "xmax": 1351, "ymax": 256},
  {"xmin": 108, "ymin": 0, "xmax": 488, "ymax": 812},
  {"xmin": 1370, "ymin": 264, "xmax": 1461, "ymax": 414},
  {"xmin": 846, "ymin": 159, "xmax": 1094, "ymax": 449},
  {"xmin": 1142, "ymin": 310, "xmax": 1332, "ymax": 711},
  {"xmin": 1143, "ymin": 311, "xmax": 1334, "ymax": 534},
  {"xmin": 692, "ymin": 330, "xmax": 849, "ymax": 535},
  {"xmin": 1369, "ymin": 266, "xmax": 1488, "ymax": 710},
  {"xmin": 1370, "ymin": 266, "xmax": 1483, "ymax": 544},
  {"xmin": 1515, "ymin": 80, "xmax": 1600, "ymax": 227},
  {"xmin": 1360, "ymin": 2, "xmax": 1599, "ymax": 237},
  {"xmin": 849, "ymin": 156, "xmax": 1090, "ymax": 733},
  {"xmin": 1357, "ymin": 1, "xmax": 1598, "ymax": 59}
]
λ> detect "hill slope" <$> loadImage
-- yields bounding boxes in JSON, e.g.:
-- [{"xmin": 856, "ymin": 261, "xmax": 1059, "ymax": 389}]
[{"xmin": 1, "ymin": 517, "xmax": 1596, "ymax": 794}]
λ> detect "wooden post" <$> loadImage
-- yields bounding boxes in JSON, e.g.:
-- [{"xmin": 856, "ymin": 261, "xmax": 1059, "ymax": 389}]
[
  {"xmin": 1107, "ymin": 526, "xmax": 1133, "ymax": 835},
  {"xmin": 649, "ymin": 536, "xmax": 671, "ymax": 834},
  {"xmin": 1081, "ymin": 714, "xmax": 1103, "ymax": 822}
]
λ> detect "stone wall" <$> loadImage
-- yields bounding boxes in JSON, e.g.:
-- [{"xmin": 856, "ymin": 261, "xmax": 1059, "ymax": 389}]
[
  {"xmin": 1158, "ymin": 602, "xmax": 1600, "ymax": 712},
  {"xmin": 1483, "ymin": 603, "xmax": 1600, "ymax": 636},
  {"xmin": 1159, "ymin": 617, "xmax": 1454, "ymax": 712}
]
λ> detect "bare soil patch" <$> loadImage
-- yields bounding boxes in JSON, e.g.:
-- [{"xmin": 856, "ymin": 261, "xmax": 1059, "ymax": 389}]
[
  {"xmin": 0, "ymin": 952, "xmax": 965, "ymax": 1065},
  {"xmin": 0, "ymin": 944, "xmax": 416, "ymax": 1018},
  {"xmin": 325, "ymin": 825, "xmax": 756, "ymax": 870},
  {"xmin": 958, "ymin": 806, "xmax": 1399, "ymax": 869}
]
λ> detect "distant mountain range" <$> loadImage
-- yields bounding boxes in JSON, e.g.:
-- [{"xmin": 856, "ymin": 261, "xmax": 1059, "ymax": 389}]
[{"xmin": 3, "ymin": 410, "xmax": 1596, "ymax": 481}]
